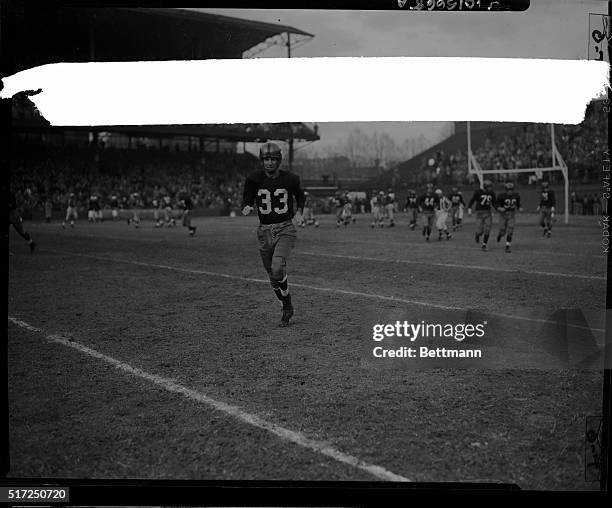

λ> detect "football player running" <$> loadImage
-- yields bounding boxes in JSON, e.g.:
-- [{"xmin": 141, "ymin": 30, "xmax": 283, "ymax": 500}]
[
  {"xmin": 467, "ymin": 179, "xmax": 496, "ymax": 251},
  {"xmin": 404, "ymin": 189, "xmax": 418, "ymax": 230},
  {"xmin": 537, "ymin": 181, "xmax": 556, "ymax": 238},
  {"xmin": 417, "ymin": 183, "xmax": 437, "ymax": 241},
  {"xmin": 9, "ymin": 191, "xmax": 36, "ymax": 253},
  {"xmin": 302, "ymin": 191, "xmax": 319, "ymax": 227},
  {"xmin": 496, "ymin": 181, "xmax": 522, "ymax": 253},
  {"xmin": 384, "ymin": 188, "xmax": 396, "ymax": 227},
  {"xmin": 448, "ymin": 186, "xmax": 465, "ymax": 231},
  {"xmin": 370, "ymin": 190, "xmax": 383, "ymax": 228},
  {"xmin": 242, "ymin": 142, "xmax": 305, "ymax": 327},
  {"xmin": 434, "ymin": 188, "xmax": 452, "ymax": 241}
]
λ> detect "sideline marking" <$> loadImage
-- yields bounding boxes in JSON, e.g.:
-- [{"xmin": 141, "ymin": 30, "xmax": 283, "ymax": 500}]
[
  {"xmin": 298, "ymin": 251, "xmax": 605, "ymax": 281},
  {"xmin": 47, "ymin": 250, "xmax": 606, "ymax": 333},
  {"xmin": 8, "ymin": 317, "xmax": 410, "ymax": 482}
]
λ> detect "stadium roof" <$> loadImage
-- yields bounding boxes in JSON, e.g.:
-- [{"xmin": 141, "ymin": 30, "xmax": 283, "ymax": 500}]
[
  {"xmin": 1, "ymin": 6, "xmax": 314, "ymax": 77},
  {"xmin": 11, "ymin": 118, "xmax": 320, "ymax": 143}
]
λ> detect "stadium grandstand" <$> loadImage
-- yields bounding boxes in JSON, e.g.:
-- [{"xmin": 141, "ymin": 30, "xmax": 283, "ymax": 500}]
[
  {"xmin": 5, "ymin": 6, "xmax": 319, "ymax": 219},
  {"xmin": 371, "ymin": 100, "xmax": 608, "ymax": 214}
]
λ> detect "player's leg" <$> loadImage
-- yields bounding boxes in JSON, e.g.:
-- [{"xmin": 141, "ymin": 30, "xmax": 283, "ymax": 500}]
[
  {"xmin": 457, "ymin": 205, "xmax": 463, "ymax": 229},
  {"xmin": 481, "ymin": 214, "xmax": 492, "ymax": 250},
  {"xmin": 505, "ymin": 215, "xmax": 515, "ymax": 252},
  {"xmin": 271, "ymin": 224, "xmax": 297, "ymax": 326},
  {"xmin": 387, "ymin": 205, "xmax": 395, "ymax": 227},
  {"xmin": 497, "ymin": 214, "xmax": 507, "ymax": 242},
  {"xmin": 335, "ymin": 208, "xmax": 343, "ymax": 227},
  {"xmin": 475, "ymin": 212, "xmax": 484, "ymax": 244},
  {"xmin": 545, "ymin": 210, "xmax": 552, "ymax": 236},
  {"xmin": 441, "ymin": 211, "xmax": 451, "ymax": 239},
  {"xmin": 10, "ymin": 213, "xmax": 36, "ymax": 252},
  {"xmin": 539, "ymin": 210, "xmax": 547, "ymax": 236},
  {"xmin": 435, "ymin": 210, "xmax": 443, "ymax": 240}
]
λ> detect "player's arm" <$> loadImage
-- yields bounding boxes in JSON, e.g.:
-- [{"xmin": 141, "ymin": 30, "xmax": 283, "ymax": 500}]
[
  {"xmin": 292, "ymin": 176, "xmax": 306, "ymax": 222},
  {"xmin": 241, "ymin": 177, "xmax": 258, "ymax": 215},
  {"xmin": 550, "ymin": 191, "xmax": 556, "ymax": 211}
]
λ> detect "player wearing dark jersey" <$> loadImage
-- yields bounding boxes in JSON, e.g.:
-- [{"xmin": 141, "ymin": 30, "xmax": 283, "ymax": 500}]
[
  {"xmin": 496, "ymin": 182, "xmax": 522, "ymax": 253},
  {"xmin": 537, "ymin": 181, "xmax": 556, "ymax": 238},
  {"xmin": 242, "ymin": 142, "xmax": 305, "ymax": 327},
  {"xmin": 332, "ymin": 192, "xmax": 343, "ymax": 227},
  {"xmin": 181, "ymin": 194, "xmax": 196, "ymax": 237},
  {"xmin": 467, "ymin": 180, "xmax": 496, "ymax": 251},
  {"xmin": 88, "ymin": 195, "xmax": 101, "ymax": 223},
  {"xmin": 161, "ymin": 195, "xmax": 176, "ymax": 228},
  {"xmin": 9, "ymin": 192, "xmax": 36, "ymax": 253},
  {"xmin": 448, "ymin": 187, "xmax": 465, "ymax": 231},
  {"xmin": 417, "ymin": 183, "xmax": 437, "ymax": 241},
  {"xmin": 404, "ymin": 190, "xmax": 418, "ymax": 230}
]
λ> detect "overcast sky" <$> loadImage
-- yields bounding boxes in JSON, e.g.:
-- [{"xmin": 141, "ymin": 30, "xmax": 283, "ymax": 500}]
[{"xmin": 196, "ymin": 1, "xmax": 607, "ymax": 155}]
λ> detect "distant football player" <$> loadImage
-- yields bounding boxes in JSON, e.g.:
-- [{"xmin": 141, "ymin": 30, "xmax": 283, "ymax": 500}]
[
  {"xmin": 44, "ymin": 197, "xmax": 53, "ymax": 223},
  {"xmin": 62, "ymin": 192, "xmax": 78, "ymax": 228},
  {"xmin": 181, "ymin": 194, "xmax": 196, "ymax": 237},
  {"xmin": 110, "ymin": 194, "xmax": 119, "ymax": 221},
  {"xmin": 537, "ymin": 181, "xmax": 556, "ymax": 238},
  {"xmin": 87, "ymin": 194, "xmax": 100, "ymax": 223},
  {"xmin": 127, "ymin": 192, "xmax": 142, "ymax": 228},
  {"xmin": 434, "ymin": 188, "xmax": 452, "ymax": 240},
  {"xmin": 302, "ymin": 191, "xmax": 319, "ymax": 227},
  {"xmin": 417, "ymin": 183, "xmax": 437, "ymax": 241},
  {"xmin": 467, "ymin": 179, "xmax": 496, "ymax": 251},
  {"xmin": 241, "ymin": 142, "xmax": 305, "ymax": 327},
  {"xmin": 496, "ymin": 181, "xmax": 522, "ymax": 253},
  {"xmin": 370, "ymin": 190, "xmax": 383, "ymax": 228},
  {"xmin": 448, "ymin": 186, "xmax": 465, "ymax": 231},
  {"xmin": 404, "ymin": 189, "xmax": 418, "ymax": 230},
  {"xmin": 9, "ymin": 192, "xmax": 36, "ymax": 253},
  {"xmin": 343, "ymin": 191, "xmax": 355, "ymax": 225},
  {"xmin": 332, "ymin": 191, "xmax": 345, "ymax": 227},
  {"xmin": 162, "ymin": 195, "xmax": 176, "ymax": 227},
  {"xmin": 384, "ymin": 188, "xmax": 396, "ymax": 227}
]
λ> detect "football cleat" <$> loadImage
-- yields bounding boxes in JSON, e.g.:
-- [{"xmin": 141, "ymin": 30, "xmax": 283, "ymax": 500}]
[
  {"xmin": 481, "ymin": 244, "xmax": 488, "ymax": 251},
  {"xmin": 279, "ymin": 306, "xmax": 294, "ymax": 327}
]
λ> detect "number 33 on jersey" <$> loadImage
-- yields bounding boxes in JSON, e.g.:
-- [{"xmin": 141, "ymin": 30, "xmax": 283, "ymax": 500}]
[{"xmin": 242, "ymin": 169, "xmax": 305, "ymax": 224}]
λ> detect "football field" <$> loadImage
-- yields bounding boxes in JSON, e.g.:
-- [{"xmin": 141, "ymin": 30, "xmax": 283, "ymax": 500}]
[{"xmin": 7, "ymin": 212, "xmax": 607, "ymax": 489}]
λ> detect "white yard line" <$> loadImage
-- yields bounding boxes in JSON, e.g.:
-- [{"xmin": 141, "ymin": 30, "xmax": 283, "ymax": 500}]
[
  {"xmin": 298, "ymin": 251, "xmax": 605, "ymax": 281},
  {"xmin": 8, "ymin": 316, "xmax": 410, "ymax": 482},
  {"xmin": 47, "ymin": 250, "xmax": 606, "ymax": 333}
]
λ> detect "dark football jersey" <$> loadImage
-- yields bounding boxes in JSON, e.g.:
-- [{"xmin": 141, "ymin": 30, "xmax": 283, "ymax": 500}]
[
  {"xmin": 449, "ymin": 192, "xmax": 465, "ymax": 207},
  {"xmin": 417, "ymin": 193, "xmax": 438, "ymax": 213},
  {"xmin": 242, "ymin": 169, "xmax": 305, "ymax": 225},
  {"xmin": 385, "ymin": 194, "xmax": 395, "ymax": 205},
  {"xmin": 334, "ymin": 196, "xmax": 344, "ymax": 208},
  {"xmin": 405, "ymin": 195, "xmax": 418, "ymax": 209},
  {"xmin": 304, "ymin": 195, "xmax": 313, "ymax": 208},
  {"xmin": 497, "ymin": 191, "xmax": 521, "ymax": 212},
  {"xmin": 468, "ymin": 189, "xmax": 496, "ymax": 212},
  {"xmin": 539, "ymin": 190, "xmax": 556, "ymax": 208},
  {"xmin": 184, "ymin": 197, "xmax": 194, "ymax": 211},
  {"xmin": 110, "ymin": 198, "xmax": 119, "ymax": 208},
  {"xmin": 68, "ymin": 197, "xmax": 76, "ymax": 207}
]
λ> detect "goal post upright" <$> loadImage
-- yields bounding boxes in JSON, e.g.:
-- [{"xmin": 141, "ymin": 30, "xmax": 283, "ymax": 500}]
[{"xmin": 465, "ymin": 121, "xmax": 569, "ymax": 224}]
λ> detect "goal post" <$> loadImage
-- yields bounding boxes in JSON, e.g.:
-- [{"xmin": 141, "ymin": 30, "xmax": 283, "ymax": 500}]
[{"xmin": 466, "ymin": 121, "xmax": 569, "ymax": 224}]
